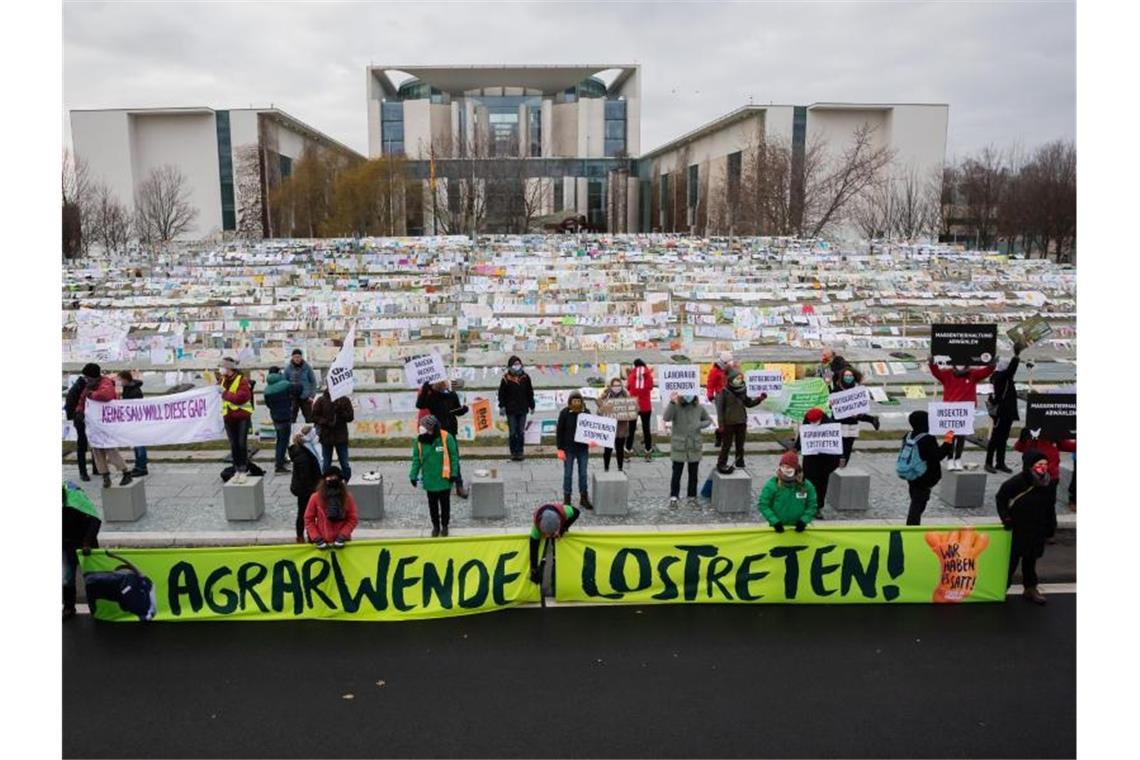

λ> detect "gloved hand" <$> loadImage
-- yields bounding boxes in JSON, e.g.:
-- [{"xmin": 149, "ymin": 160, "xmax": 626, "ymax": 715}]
[
  {"xmin": 758, "ymin": 392, "xmax": 768, "ymax": 403},
  {"xmin": 773, "ymin": 523, "xmax": 785, "ymax": 533},
  {"xmin": 81, "ymin": 545, "xmax": 92, "ymax": 556},
  {"xmin": 529, "ymin": 567, "xmax": 541, "ymax": 584},
  {"xmin": 943, "ymin": 431, "xmax": 954, "ymax": 444},
  {"xmin": 794, "ymin": 520, "xmax": 807, "ymax": 533},
  {"xmin": 557, "ymin": 449, "xmax": 566, "ymax": 462},
  {"xmin": 410, "ymin": 478, "xmax": 418, "ymax": 488}
]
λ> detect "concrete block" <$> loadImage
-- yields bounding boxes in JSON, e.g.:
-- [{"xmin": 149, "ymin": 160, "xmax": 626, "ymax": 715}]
[
  {"xmin": 712, "ymin": 470, "xmax": 752, "ymax": 513},
  {"xmin": 1057, "ymin": 463, "xmax": 1074, "ymax": 509},
  {"xmin": 349, "ymin": 478, "xmax": 385, "ymax": 520},
  {"xmin": 470, "ymin": 477, "xmax": 506, "ymax": 519},
  {"xmin": 223, "ymin": 476, "xmax": 265, "ymax": 521},
  {"xmin": 939, "ymin": 470, "xmax": 988, "ymax": 509},
  {"xmin": 102, "ymin": 479, "xmax": 147, "ymax": 522},
  {"xmin": 591, "ymin": 470, "xmax": 630, "ymax": 516},
  {"xmin": 827, "ymin": 467, "xmax": 870, "ymax": 512}
]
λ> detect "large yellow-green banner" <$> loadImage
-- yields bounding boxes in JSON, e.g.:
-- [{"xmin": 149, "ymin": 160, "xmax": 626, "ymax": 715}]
[
  {"xmin": 79, "ymin": 536, "xmax": 539, "ymax": 622},
  {"xmin": 555, "ymin": 526, "xmax": 1010, "ymax": 604}
]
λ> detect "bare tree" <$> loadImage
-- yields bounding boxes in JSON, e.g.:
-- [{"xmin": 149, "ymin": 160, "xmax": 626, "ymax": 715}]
[
  {"xmin": 736, "ymin": 126, "xmax": 799, "ymax": 236},
  {"xmin": 938, "ymin": 162, "xmax": 959, "ymax": 242},
  {"xmin": 802, "ymin": 122, "xmax": 896, "ymax": 238},
  {"xmin": 233, "ymin": 144, "xmax": 264, "ymax": 239},
  {"xmin": 134, "ymin": 165, "xmax": 200, "ymax": 242},
  {"xmin": 705, "ymin": 160, "xmax": 729, "ymax": 236},
  {"xmin": 62, "ymin": 149, "xmax": 94, "ymax": 258},
  {"xmin": 889, "ymin": 163, "xmax": 941, "ymax": 241},
  {"xmin": 959, "ymin": 146, "xmax": 1007, "ymax": 250},
  {"xmin": 851, "ymin": 178, "xmax": 892, "ymax": 240},
  {"xmin": 90, "ymin": 183, "xmax": 134, "ymax": 254}
]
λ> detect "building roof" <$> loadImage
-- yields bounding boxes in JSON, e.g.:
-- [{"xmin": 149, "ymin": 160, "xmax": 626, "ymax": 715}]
[{"xmin": 368, "ymin": 65, "xmax": 637, "ymax": 97}]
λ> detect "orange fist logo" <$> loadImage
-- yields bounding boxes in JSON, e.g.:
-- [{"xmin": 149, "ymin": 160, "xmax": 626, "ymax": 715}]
[{"xmin": 924, "ymin": 529, "xmax": 990, "ymax": 603}]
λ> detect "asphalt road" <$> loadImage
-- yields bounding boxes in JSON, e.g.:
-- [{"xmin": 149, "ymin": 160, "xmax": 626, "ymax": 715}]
[{"xmin": 63, "ymin": 595, "xmax": 1075, "ymax": 759}]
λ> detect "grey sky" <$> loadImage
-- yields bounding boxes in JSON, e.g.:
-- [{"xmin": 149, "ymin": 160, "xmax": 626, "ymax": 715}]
[{"xmin": 64, "ymin": 0, "xmax": 1075, "ymax": 159}]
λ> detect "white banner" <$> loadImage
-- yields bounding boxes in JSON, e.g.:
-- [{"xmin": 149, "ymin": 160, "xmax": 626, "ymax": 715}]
[
  {"xmin": 746, "ymin": 370, "xmax": 784, "ymax": 398},
  {"xmin": 800, "ymin": 423, "xmax": 844, "ymax": 456},
  {"xmin": 404, "ymin": 352, "xmax": 447, "ymax": 389},
  {"xmin": 927, "ymin": 402, "xmax": 976, "ymax": 435},
  {"xmin": 659, "ymin": 364, "xmax": 701, "ymax": 395},
  {"xmin": 524, "ymin": 419, "xmax": 542, "ymax": 445},
  {"xmin": 327, "ymin": 324, "xmax": 356, "ymax": 401},
  {"xmin": 86, "ymin": 386, "xmax": 226, "ymax": 448},
  {"xmin": 828, "ymin": 386, "xmax": 871, "ymax": 418},
  {"xmin": 574, "ymin": 413, "xmax": 618, "ymax": 449}
]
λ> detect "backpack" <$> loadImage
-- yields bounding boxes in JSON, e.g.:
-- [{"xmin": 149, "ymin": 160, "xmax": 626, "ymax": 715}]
[{"xmin": 896, "ymin": 433, "xmax": 929, "ymax": 481}]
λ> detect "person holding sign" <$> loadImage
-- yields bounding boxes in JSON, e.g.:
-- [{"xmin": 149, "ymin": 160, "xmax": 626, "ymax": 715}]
[
  {"xmin": 663, "ymin": 392, "xmax": 713, "ymax": 508},
  {"xmin": 409, "ymin": 415, "xmax": 461, "ymax": 537},
  {"xmin": 624, "ymin": 359, "xmax": 656, "ymax": 456},
  {"xmin": 715, "ymin": 370, "xmax": 765, "ymax": 474},
  {"xmin": 497, "ymin": 355, "xmax": 535, "ymax": 462},
  {"xmin": 303, "ymin": 466, "xmax": 358, "ymax": 549},
  {"xmin": 795, "ymin": 407, "xmax": 841, "ymax": 517},
  {"xmin": 756, "ymin": 452, "xmax": 817, "ymax": 532},
  {"xmin": 218, "ymin": 357, "xmax": 253, "ymax": 481},
  {"xmin": 555, "ymin": 390, "xmax": 593, "ymax": 511},
  {"xmin": 928, "ymin": 354, "xmax": 995, "ymax": 470},
  {"xmin": 597, "ymin": 378, "xmax": 633, "ymax": 472},
  {"xmin": 995, "ymin": 451, "xmax": 1058, "ymax": 605},
  {"xmin": 84, "ymin": 364, "xmax": 134, "ymax": 489},
  {"xmin": 528, "ymin": 502, "xmax": 580, "ymax": 583},
  {"xmin": 312, "ymin": 384, "xmax": 355, "ymax": 482},
  {"xmin": 417, "ymin": 380, "xmax": 470, "ymax": 499},
  {"xmin": 117, "ymin": 370, "xmax": 149, "ymax": 478},
  {"xmin": 985, "ymin": 343, "xmax": 1024, "ymax": 474},
  {"xmin": 288, "ymin": 427, "xmax": 323, "ymax": 543},
  {"xmin": 64, "ymin": 371, "xmax": 92, "ymax": 482},
  {"xmin": 829, "ymin": 362, "xmax": 880, "ymax": 466},
  {"xmin": 897, "ymin": 411, "xmax": 956, "ymax": 525},
  {"xmin": 1013, "ymin": 428, "xmax": 1075, "ymax": 507}
]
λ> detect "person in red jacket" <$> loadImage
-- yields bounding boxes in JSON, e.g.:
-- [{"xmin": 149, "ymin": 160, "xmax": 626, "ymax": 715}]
[
  {"xmin": 1013, "ymin": 429, "xmax": 1075, "ymax": 481},
  {"xmin": 218, "ymin": 357, "xmax": 254, "ymax": 476},
  {"xmin": 304, "ymin": 467, "xmax": 358, "ymax": 549},
  {"xmin": 706, "ymin": 352, "xmax": 733, "ymax": 447},
  {"xmin": 625, "ymin": 359, "xmax": 656, "ymax": 455},
  {"xmin": 80, "ymin": 364, "xmax": 133, "ymax": 489},
  {"xmin": 928, "ymin": 355, "xmax": 995, "ymax": 470}
]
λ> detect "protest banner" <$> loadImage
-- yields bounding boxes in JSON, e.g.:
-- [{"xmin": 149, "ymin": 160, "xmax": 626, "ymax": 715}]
[
  {"xmin": 799, "ymin": 423, "xmax": 843, "ymax": 455},
  {"xmin": 659, "ymin": 365, "xmax": 701, "ymax": 395},
  {"xmin": 555, "ymin": 526, "xmax": 1010, "ymax": 604},
  {"xmin": 760, "ymin": 377, "xmax": 832, "ymax": 421},
  {"xmin": 327, "ymin": 324, "xmax": 356, "ymax": 401},
  {"xmin": 927, "ymin": 402, "xmax": 977, "ymax": 435},
  {"xmin": 404, "ymin": 352, "xmax": 447, "ymax": 389},
  {"xmin": 764, "ymin": 363, "xmax": 798, "ymax": 383},
  {"xmin": 746, "ymin": 370, "xmax": 784, "ymax": 398},
  {"xmin": 1024, "ymin": 393, "xmax": 1077, "ymax": 437},
  {"xmin": 79, "ymin": 536, "xmax": 539, "ymax": 622},
  {"xmin": 930, "ymin": 324, "xmax": 998, "ymax": 366},
  {"xmin": 471, "ymin": 398, "xmax": 493, "ymax": 433},
  {"xmin": 85, "ymin": 385, "xmax": 226, "ymax": 448},
  {"xmin": 574, "ymin": 413, "xmax": 618, "ymax": 449},
  {"xmin": 596, "ymin": 395, "xmax": 640, "ymax": 421},
  {"xmin": 523, "ymin": 419, "xmax": 542, "ymax": 445},
  {"xmin": 828, "ymin": 386, "xmax": 871, "ymax": 418},
  {"xmin": 1007, "ymin": 315, "xmax": 1053, "ymax": 347}
]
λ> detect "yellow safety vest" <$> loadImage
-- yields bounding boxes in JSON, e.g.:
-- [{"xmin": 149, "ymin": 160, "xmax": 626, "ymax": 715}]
[{"xmin": 221, "ymin": 374, "xmax": 254, "ymax": 416}]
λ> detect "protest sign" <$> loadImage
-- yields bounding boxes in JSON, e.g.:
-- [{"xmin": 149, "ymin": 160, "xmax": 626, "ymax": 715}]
[
  {"xmin": 471, "ymin": 398, "xmax": 493, "ymax": 433},
  {"xmin": 556, "ymin": 526, "xmax": 1010, "ymax": 604},
  {"xmin": 746, "ymin": 370, "xmax": 784, "ymax": 398},
  {"xmin": 764, "ymin": 363, "xmax": 798, "ymax": 383},
  {"xmin": 85, "ymin": 386, "xmax": 226, "ymax": 448},
  {"xmin": 828, "ymin": 386, "xmax": 870, "ymax": 419},
  {"xmin": 404, "ymin": 353, "xmax": 447, "ymax": 388},
  {"xmin": 523, "ymin": 419, "xmax": 542, "ymax": 445},
  {"xmin": 927, "ymin": 402, "xmax": 977, "ymax": 435},
  {"xmin": 327, "ymin": 324, "xmax": 356, "ymax": 401},
  {"xmin": 760, "ymin": 377, "xmax": 832, "ymax": 421},
  {"xmin": 930, "ymin": 324, "xmax": 998, "ymax": 366},
  {"xmin": 799, "ymin": 423, "xmax": 843, "ymax": 455},
  {"xmin": 574, "ymin": 413, "xmax": 618, "ymax": 449},
  {"xmin": 659, "ymin": 365, "xmax": 701, "ymax": 395},
  {"xmin": 1024, "ymin": 393, "xmax": 1077, "ymax": 437},
  {"xmin": 1007, "ymin": 315, "xmax": 1053, "ymax": 347},
  {"xmin": 597, "ymin": 395, "xmax": 640, "ymax": 421}
]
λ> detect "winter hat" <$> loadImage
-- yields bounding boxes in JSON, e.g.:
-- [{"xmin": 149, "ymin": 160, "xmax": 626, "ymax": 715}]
[
  {"xmin": 420, "ymin": 415, "xmax": 440, "ymax": 433},
  {"xmin": 568, "ymin": 389, "xmax": 584, "ymax": 402},
  {"xmin": 718, "ymin": 351, "xmax": 734, "ymax": 365},
  {"xmin": 804, "ymin": 408, "xmax": 825, "ymax": 424},
  {"xmin": 538, "ymin": 508, "xmax": 562, "ymax": 537},
  {"xmin": 291, "ymin": 349, "xmax": 303, "ymax": 357},
  {"xmin": 1022, "ymin": 450, "xmax": 1048, "ymax": 471},
  {"xmin": 633, "ymin": 358, "xmax": 646, "ymax": 368},
  {"xmin": 779, "ymin": 451, "xmax": 800, "ymax": 470},
  {"xmin": 222, "ymin": 357, "xmax": 239, "ymax": 371},
  {"xmin": 908, "ymin": 410, "xmax": 929, "ymax": 433},
  {"xmin": 507, "ymin": 355, "xmax": 522, "ymax": 367},
  {"xmin": 81, "ymin": 363, "xmax": 101, "ymax": 379},
  {"xmin": 727, "ymin": 370, "xmax": 746, "ymax": 389}
]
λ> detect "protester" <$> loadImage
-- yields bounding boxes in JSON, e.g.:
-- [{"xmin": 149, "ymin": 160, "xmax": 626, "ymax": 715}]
[
  {"xmin": 62, "ymin": 482, "xmax": 101, "ymax": 620},
  {"xmin": 65, "ymin": 369, "xmax": 93, "ymax": 481},
  {"xmin": 284, "ymin": 349, "xmax": 317, "ymax": 423},
  {"xmin": 117, "ymin": 371, "xmax": 149, "ymax": 477},
  {"xmin": 715, "ymin": 369, "xmax": 765, "ymax": 474},
  {"xmin": 996, "ymin": 450, "xmax": 1058, "ymax": 605},
  {"xmin": 1013, "ymin": 428, "xmax": 1076, "ymax": 525},
  {"xmin": 312, "ymin": 384, "xmax": 355, "ymax": 482},
  {"xmin": 829, "ymin": 362, "xmax": 880, "ymax": 466},
  {"xmin": 288, "ymin": 427, "xmax": 324, "ymax": 543},
  {"xmin": 624, "ymin": 359, "xmax": 655, "ymax": 455},
  {"xmin": 262, "ymin": 366, "xmax": 293, "ymax": 473},
  {"xmin": 1068, "ymin": 452, "xmax": 1076, "ymax": 512},
  {"xmin": 528, "ymin": 502, "xmax": 581, "ymax": 583},
  {"xmin": 928, "ymin": 354, "xmax": 996, "ymax": 470},
  {"xmin": 757, "ymin": 452, "xmax": 817, "ymax": 532},
  {"xmin": 985, "ymin": 343, "xmax": 1025, "ymax": 474},
  {"xmin": 303, "ymin": 466, "xmax": 358, "ymax": 549},
  {"xmin": 706, "ymin": 352, "xmax": 733, "ymax": 447},
  {"xmin": 416, "ymin": 380, "xmax": 470, "ymax": 498},
  {"xmin": 409, "ymin": 414, "xmax": 460, "ymax": 537},
  {"xmin": 795, "ymin": 407, "xmax": 841, "ymax": 518},
  {"xmin": 816, "ymin": 349, "xmax": 837, "ymax": 385},
  {"xmin": 663, "ymin": 391, "xmax": 713, "ymax": 507},
  {"xmin": 218, "ymin": 357, "xmax": 253, "ymax": 478},
  {"xmin": 556, "ymin": 390, "xmax": 592, "ymax": 510},
  {"xmin": 897, "ymin": 411, "xmax": 955, "ymax": 525},
  {"xmin": 497, "ymin": 355, "xmax": 535, "ymax": 462},
  {"xmin": 597, "ymin": 377, "xmax": 633, "ymax": 473},
  {"xmin": 82, "ymin": 364, "xmax": 133, "ymax": 488}
]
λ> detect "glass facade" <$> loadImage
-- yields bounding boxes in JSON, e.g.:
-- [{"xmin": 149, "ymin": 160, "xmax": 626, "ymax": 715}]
[
  {"xmin": 587, "ymin": 178, "xmax": 606, "ymax": 228},
  {"xmin": 469, "ymin": 95, "xmax": 542, "ymax": 157},
  {"xmin": 382, "ymin": 101, "xmax": 405, "ymax": 155},
  {"xmin": 604, "ymin": 99, "xmax": 626, "ymax": 157},
  {"xmin": 688, "ymin": 164, "xmax": 699, "ymax": 211},
  {"xmin": 553, "ymin": 180, "xmax": 563, "ymax": 213},
  {"xmin": 529, "ymin": 106, "xmax": 542, "ymax": 157},
  {"xmin": 214, "ymin": 110, "xmax": 235, "ymax": 232}
]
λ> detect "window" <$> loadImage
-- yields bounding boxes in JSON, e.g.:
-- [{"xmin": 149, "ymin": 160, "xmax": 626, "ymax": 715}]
[
  {"xmin": 529, "ymin": 107, "xmax": 542, "ymax": 157},
  {"xmin": 279, "ymin": 155, "xmax": 293, "ymax": 179},
  {"xmin": 214, "ymin": 111, "xmax": 235, "ymax": 231},
  {"xmin": 688, "ymin": 164, "xmax": 699, "ymax": 210},
  {"xmin": 381, "ymin": 101, "xmax": 405, "ymax": 155},
  {"xmin": 659, "ymin": 173, "xmax": 669, "ymax": 228},
  {"xmin": 553, "ymin": 181, "xmax": 563, "ymax": 213},
  {"xmin": 588, "ymin": 178, "xmax": 606, "ymax": 228},
  {"xmin": 727, "ymin": 152, "xmax": 742, "ymax": 192},
  {"xmin": 603, "ymin": 99, "xmax": 626, "ymax": 157}
]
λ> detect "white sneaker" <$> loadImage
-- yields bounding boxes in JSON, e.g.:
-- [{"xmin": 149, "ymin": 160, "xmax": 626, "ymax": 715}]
[
  {"xmin": 950, "ymin": 460, "xmax": 962, "ymax": 471},
  {"xmin": 669, "ymin": 497, "xmax": 679, "ymax": 508}
]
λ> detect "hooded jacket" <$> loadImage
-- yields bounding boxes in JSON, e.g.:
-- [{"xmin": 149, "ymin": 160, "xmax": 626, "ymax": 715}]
[
  {"xmin": 1013, "ymin": 432, "xmax": 1075, "ymax": 480},
  {"xmin": 556, "ymin": 391, "xmax": 590, "ymax": 453},
  {"xmin": 626, "ymin": 365, "xmax": 655, "ymax": 413},
  {"xmin": 497, "ymin": 356, "xmax": 535, "ymax": 416},
  {"xmin": 416, "ymin": 384, "xmax": 468, "ymax": 435},
  {"xmin": 303, "ymin": 487, "xmax": 359, "ymax": 543},
  {"xmin": 262, "ymin": 372, "xmax": 293, "ymax": 424},
  {"xmin": 757, "ymin": 474, "xmax": 818, "ymax": 527},
  {"xmin": 410, "ymin": 430, "xmax": 460, "ymax": 492},
  {"xmin": 928, "ymin": 360, "xmax": 995, "ymax": 404},
  {"xmin": 663, "ymin": 397, "xmax": 712, "ymax": 462},
  {"xmin": 715, "ymin": 370, "xmax": 762, "ymax": 426},
  {"xmin": 120, "ymin": 379, "xmax": 144, "ymax": 400},
  {"xmin": 706, "ymin": 362, "xmax": 728, "ymax": 402},
  {"xmin": 989, "ymin": 355, "xmax": 1020, "ymax": 420},
  {"xmin": 63, "ymin": 484, "xmax": 101, "ymax": 551},
  {"xmin": 995, "ymin": 450, "xmax": 1058, "ymax": 554},
  {"xmin": 81, "ymin": 375, "xmax": 118, "ymax": 414},
  {"xmin": 905, "ymin": 410, "xmax": 954, "ymax": 489},
  {"xmin": 288, "ymin": 442, "xmax": 323, "ymax": 498}
]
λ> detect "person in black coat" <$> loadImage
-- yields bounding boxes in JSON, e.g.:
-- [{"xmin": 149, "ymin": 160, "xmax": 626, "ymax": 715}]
[
  {"xmin": 118, "ymin": 371, "xmax": 149, "ymax": 476},
  {"xmin": 416, "ymin": 380, "xmax": 470, "ymax": 498},
  {"xmin": 985, "ymin": 342, "xmax": 1024, "ymax": 474},
  {"xmin": 63, "ymin": 484, "xmax": 101, "ymax": 619},
  {"xmin": 497, "ymin": 355, "xmax": 536, "ymax": 461},
  {"xmin": 996, "ymin": 450, "xmax": 1056, "ymax": 605},
  {"xmin": 555, "ymin": 390, "xmax": 593, "ymax": 510},
  {"xmin": 903, "ymin": 410, "xmax": 955, "ymax": 525},
  {"xmin": 64, "ymin": 374, "xmax": 92, "ymax": 481},
  {"xmin": 287, "ymin": 428, "xmax": 324, "ymax": 542},
  {"xmin": 795, "ymin": 407, "xmax": 842, "ymax": 518},
  {"xmin": 829, "ymin": 362, "xmax": 880, "ymax": 466}
]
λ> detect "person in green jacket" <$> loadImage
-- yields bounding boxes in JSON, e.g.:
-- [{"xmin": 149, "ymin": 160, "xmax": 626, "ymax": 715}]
[
  {"xmin": 757, "ymin": 451, "xmax": 818, "ymax": 532},
  {"xmin": 262, "ymin": 367, "xmax": 293, "ymax": 473},
  {"xmin": 663, "ymin": 392, "xmax": 712, "ymax": 508},
  {"xmin": 409, "ymin": 415, "xmax": 461, "ymax": 537}
]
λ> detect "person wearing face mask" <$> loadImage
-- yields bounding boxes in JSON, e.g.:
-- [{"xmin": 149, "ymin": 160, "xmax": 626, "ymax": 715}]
[
  {"xmin": 597, "ymin": 378, "xmax": 633, "ymax": 473},
  {"xmin": 624, "ymin": 359, "xmax": 656, "ymax": 456},
  {"xmin": 795, "ymin": 407, "xmax": 841, "ymax": 517},
  {"xmin": 899, "ymin": 410, "xmax": 956, "ymax": 525},
  {"xmin": 303, "ymin": 466, "xmax": 358, "ymax": 549},
  {"xmin": 1012, "ymin": 427, "xmax": 1075, "ymax": 528},
  {"xmin": 497, "ymin": 355, "xmax": 535, "ymax": 462},
  {"xmin": 288, "ymin": 426, "xmax": 324, "ymax": 543},
  {"xmin": 928, "ymin": 353, "xmax": 996, "ymax": 470},
  {"xmin": 816, "ymin": 350, "xmax": 837, "ymax": 385},
  {"xmin": 757, "ymin": 452, "xmax": 817, "ymax": 532},
  {"xmin": 218, "ymin": 356, "xmax": 254, "ymax": 478},
  {"xmin": 714, "ymin": 369, "xmax": 765, "ymax": 474},
  {"xmin": 706, "ymin": 352, "xmax": 734, "ymax": 447},
  {"xmin": 417, "ymin": 379, "xmax": 470, "ymax": 498},
  {"xmin": 409, "ymin": 415, "xmax": 460, "ymax": 537},
  {"xmin": 996, "ymin": 450, "xmax": 1058, "ymax": 605},
  {"xmin": 663, "ymin": 392, "xmax": 713, "ymax": 507},
  {"xmin": 555, "ymin": 390, "xmax": 593, "ymax": 510},
  {"xmin": 829, "ymin": 362, "xmax": 880, "ymax": 467},
  {"xmin": 985, "ymin": 343, "xmax": 1025, "ymax": 474}
]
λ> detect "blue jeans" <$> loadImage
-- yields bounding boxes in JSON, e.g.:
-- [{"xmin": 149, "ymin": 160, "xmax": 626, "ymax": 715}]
[
  {"xmin": 273, "ymin": 422, "xmax": 291, "ymax": 467},
  {"xmin": 322, "ymin": 441, "xmax": 351, "ymax": 482},
  {"xmin": 508, "ymin": 413, "xmax": 528, "ymax": 456},
  {"xmin": 562, "ymin": 447, "xmax": 588, "ymax": 495},
  {"xmin": 133, "ymin": 446, "xmax": 148, "ymax": 472}
]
